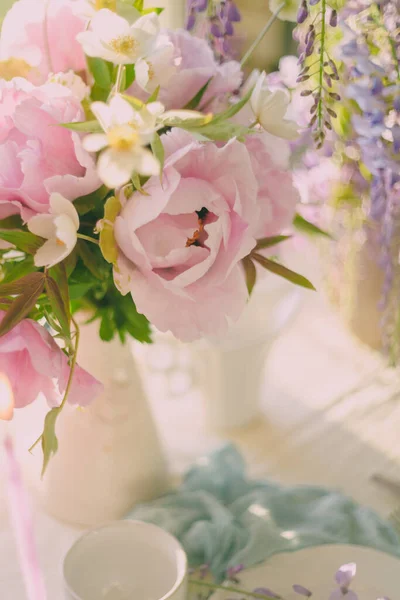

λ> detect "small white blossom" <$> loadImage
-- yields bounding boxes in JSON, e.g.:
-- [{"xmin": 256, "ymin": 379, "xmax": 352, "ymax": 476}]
[
  {"xmin": 135, "ymin": 37, "xmax": 179, "ymax": 94},
  {"xmin": 251, "ymin": 72, "xmax": 299, "ymax": 140},
  {"xmin": 77, "ymin": 9, "xmax": 160, "ymax": 64},
  {"xmin": 83, "ymin": 95, "xmax": 162, "ymax": 188},
  {"xmin": 47, "ymin": 71, "xmax": 89, "ymax": 102},
  {"xmin": 269, "ymin": 0, "xmax": 300, "ymax": 22},
  {"xmin": 28, "ymin": 194, "xmax": 79, "ymax": 268}
]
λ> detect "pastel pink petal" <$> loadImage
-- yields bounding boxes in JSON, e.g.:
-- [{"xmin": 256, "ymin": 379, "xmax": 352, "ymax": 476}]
[
  {"xmin": 121, "ymin": 167, "xmax": 181, "ymax": 231},
  {"xmin": 122, "ymin": 261, "xmax": 247, "ymax": 342},
  {"xmin": 60, "ymin": 362, "xmax": 104, "ymax": 407},
  {"xmin": 165, "ymin": 178, "xmax": 221, "ymax": 215}
]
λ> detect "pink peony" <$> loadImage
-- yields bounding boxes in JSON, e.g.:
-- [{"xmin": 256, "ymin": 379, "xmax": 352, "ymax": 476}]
[
  {"xmin": 114, "ymin": 129, "xmax": 258, "ymax": 342},
  {"xmin": 0, "ymin": 78, "xmax": 100, "ymax": 222},
  {"xmin": 129, "ymin": 29, "xmax": 243, "ymax": 110},
  {"xmin": 0, "ymin": 313, "xmax": 103, "ymax": 412},
  {"xmin": 0, "ymin": 0, "xmax": 87, "ymax": 85},
  {"xmin": 245, "ymin": 133, "xmax": 299, "ymax": 239}
]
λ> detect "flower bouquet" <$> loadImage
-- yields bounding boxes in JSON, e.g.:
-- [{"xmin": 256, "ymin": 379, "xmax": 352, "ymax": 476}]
[{"xmin": 0, "ymin": 0, "xmax": 319, "ymax": 472}]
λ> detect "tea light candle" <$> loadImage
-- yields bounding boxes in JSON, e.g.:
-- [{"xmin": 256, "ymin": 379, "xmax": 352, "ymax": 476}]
[{"xmin": 63, "ymin": 520, "xmax": 187, "ymax": 600}]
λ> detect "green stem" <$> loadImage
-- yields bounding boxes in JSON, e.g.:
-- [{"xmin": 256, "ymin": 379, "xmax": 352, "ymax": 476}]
[
  {"xmin": 77, "ymin": 233, "xmax": 100, "ymax": 245},
  {"xmin": 28, "ymin": 317, "xmax": 81, "ymax": 454},
  {"xmin": 240, "ymin": 2, "xmax": 286, "ymax": 68},
  {"xmin": 115, "ymin": 64, "xmax": 125, "ymax": 93},
  {"xmin": 189, "ymin": 579, "xmax": 283, "ymax": 600},
  {"xmin": 317, "ymin": 0, "xmax": 327, "ymax": 131}
]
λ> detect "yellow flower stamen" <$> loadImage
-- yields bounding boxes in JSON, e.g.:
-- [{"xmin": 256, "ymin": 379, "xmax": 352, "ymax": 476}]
[
  {"xmin": 96, "ymin": 0, "xmax": 117, "ymax": 11},
  {"xmin": 148, "ymin": 63, "xmax": 155, "ymax": 81},
  {"xmin": 107, "ymin": 126, "xmax": 139, "ymax": 152},
  {"xmin": 109, "ymin": 35, "xmax": 137, "ymax": 56},
  {"xmin": 0, "ymin": 58, "xmax": 32, "ymax": 81},
  {"xmin": 56, "ymin": 238, "xmax": 66, "ymax": 247}
]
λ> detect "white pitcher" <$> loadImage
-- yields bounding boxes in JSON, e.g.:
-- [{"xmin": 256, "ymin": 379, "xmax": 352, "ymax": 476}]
[{"xmin": 39, "ymin": 318, "xmax": 169, "ymax": 527}]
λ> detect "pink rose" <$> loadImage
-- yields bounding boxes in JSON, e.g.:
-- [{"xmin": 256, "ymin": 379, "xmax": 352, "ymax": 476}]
[
  {"xmin": 0, "ymin": 78, "xmax": 100, "ymax": 221},
  {"xmin": 245, "ymin": 133, "xmax": 299, "ymax": 238},
  {"xmin": 0, "ymin": 0, "xmax": 87, "ymax": 84},
  {"xmin": 130, "ymin": 29, "xmax": 243, "ymax": 110},
  {"xmin": 0, "ymin": 314, "xmax": 103, "ymax": 412},
  {"xmin": 114, "ymin": 129, "xmax": 258, "ymax": 342}
]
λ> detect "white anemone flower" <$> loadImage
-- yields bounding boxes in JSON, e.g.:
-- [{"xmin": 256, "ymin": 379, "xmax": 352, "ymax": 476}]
[
  {"xmin": 250, "ymin": 72, "xmax": 300, "ymax": 140},
  {"xmin": 77, "ymin": 9, "xmax": 160, "ymax": 64},
  {"xmin": 28, "ymin": 194, "xmax": 79, "ymax": 268},
  {"xmin": 83, "ymin": 95, "xmax": 162, "ymax": 188},
  {"xmin": 47, "ymin": 71, "xmax": 89, "ymax": 102},
  {"xmin": 135, "ymin": 37, "xmax": 179, "ymax": 94}
]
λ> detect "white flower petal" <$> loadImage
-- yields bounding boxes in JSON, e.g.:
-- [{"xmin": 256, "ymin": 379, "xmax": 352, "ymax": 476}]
[
  {"xmin": 109, "ymin": 95, "xmax": 136, "ymax": 125},
  {"xmin": 133, "ymin": 148, "xmax": 160, "ymax": 177},
  {"xmin": 91, "ymin": 9, "xmax": 130, "ymax": 41},
  {"xmin": 131, "ymin": 12, "xmax": 160, "ymax": 39},
  {"xmin": 27, "ymin": 214, "xmax": 56, "ymax": 240},
  {"xmin": 33, "ymin": 239, "xmax": 69, "ymax": 268},
  {"xmin": 97, "ymin": 148, "xmax": 136, "ymax": 188},
  {"xmin": 135, "ymin": 58, "xmax": 150, "ymax": 92},
  {"xmin": 54, "ymin": 215, "xmax": 78, "ymax": 252},
  {"xmin": 83, "ymin": 133, "xmax": 109, "ymax": 153},
  {"xmin": 49, "ymin": 193, "xmax": 80, "ymax": 230},
  {"xmin": 91, "ymin": 101, "xmax": 113, "ymax": 131}
]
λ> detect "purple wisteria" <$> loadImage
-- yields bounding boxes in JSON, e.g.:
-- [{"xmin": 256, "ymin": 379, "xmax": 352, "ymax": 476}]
[{"xmin": 186, "ymin": 0, "xmax": 241, "ymax": 61}]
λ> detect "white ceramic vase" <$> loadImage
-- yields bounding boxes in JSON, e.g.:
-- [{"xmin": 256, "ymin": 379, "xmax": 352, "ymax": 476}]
[
  {"xmin": 39, "ymin": 318, "xmax": 169, "ymax": 527},
  {"xmin": 193, "ymin": 271, "xmax": 302, "ymax": 430}
]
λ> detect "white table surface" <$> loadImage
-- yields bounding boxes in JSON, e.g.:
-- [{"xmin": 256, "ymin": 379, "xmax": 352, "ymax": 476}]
[{"xmin": 2, "ymin": 282, "xmax": 400, "ymax": 598}]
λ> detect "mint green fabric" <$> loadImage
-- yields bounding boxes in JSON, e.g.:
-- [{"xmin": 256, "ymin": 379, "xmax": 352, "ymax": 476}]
[{"xmin": 128, "ymin": 444, "xmax": 400, "ymax": 581}]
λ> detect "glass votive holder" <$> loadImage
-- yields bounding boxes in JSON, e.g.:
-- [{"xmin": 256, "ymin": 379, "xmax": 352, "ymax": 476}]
[{"xmin": 63, "ymin": 520, "xmax": 187, "ymax": 600}]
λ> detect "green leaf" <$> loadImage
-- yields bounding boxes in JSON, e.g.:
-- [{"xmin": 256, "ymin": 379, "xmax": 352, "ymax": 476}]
[
  {"xmin": 242, "ymin": 256, "xmax": 257, "ymax": 295},
  {"xmin": 120, "ymin": 294, "xmax": 151, "ymax": 343},
  {"xmin": 141, "ymin": 6, "xmax": 163, "ymax": 14},
  {"xmin": 87, "ymin": 56, "xmax": 112, "ymax": 90},
  {"xmin": 184, "ymin": 79, "xmax": 213, "ymax": 110},
  {"xmin": 252, "ymin": 253, "xmax": 315, "ymax": 291},
  {"xmin": 78, "ymin": 241, "xmax": 106, "ymax": 280},
  {"xmin": 151, "ymin": 132, "xmax": 165, "ymax": 175},
  {"xmin": 0, "ymin": 272, "xmax": 45, "ymax": 297},
  {"xmin": 0, "ymin": 215, "xmax": 23, "ymax": 230},
  {"xmin": 69, "ymin": 282, "xmax": 96, "ymax": 300},
  {"xmin": 99, "ymin": 196, "xmax": 121, "ymax": 265},
  {"xmin": 40, "ymin": 407, "xmax": 60, "ymax": 476},
  {"xmin": 293, "ymin": 213, "xmax": 332, "ymax": 239},
  {"xmin": 131, "ymin": 172, "xmax": 149, "ymax": 195},
  {"xmin": 90, "ymin": 83, "xmax": 109, "ymax": 103},
  {"xmin": 183, "ymin": 121, "xmax": 252, "ymax": 142},
  {"xmin": 45, "ymin": 276, "xmax": 71, "ymax": 338},
  {"xmin": 212, "ymin": 88, "xmax": 253, "ymax": 123},
  {"xmin": 123, "ymin": 64, "xmax": 136, "ymax": 90},
  {"xmin": 0, "ymin": 273, "xmax": 45, "ymax": 336},
  {"xmin": 49, "ymin": 263, "xmax": 70, "ymax": 317},
  {"xmin": 0, "ymin": 256, "xmax": 36, "ymax": 284},
  {"xmin": 133, "ymin": 0, "xmax": 144, "ymax": 10},
  {"xmin": 255, "ymin": 235, "xmax": 292, "ymax": 250},
  {"xmin": 121, "ymin": 94, "xmax": 145, "ymax": 110},
  {"xmin": 60, "ymin": 120, "xmax": 103, "ymax": 133},
  {"xmin": 0, "ymin": 230, "xmax": 43, "ymax": 254},
  {"xmin": 146, "ymin": 85, "xmax": 160, "ymax": 104},
  {"xmin": 100, "ymin": 309, "xmax": 115, "ymax": 341},
  {"xmin": 73, "ymin": 186, "xmax": 109, "ymax": 216}
]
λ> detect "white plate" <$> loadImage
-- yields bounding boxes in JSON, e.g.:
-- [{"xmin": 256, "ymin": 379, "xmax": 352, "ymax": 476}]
[{"xmin": 209, "ymin": 545, "xmax": 400, "ymax": 599}]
